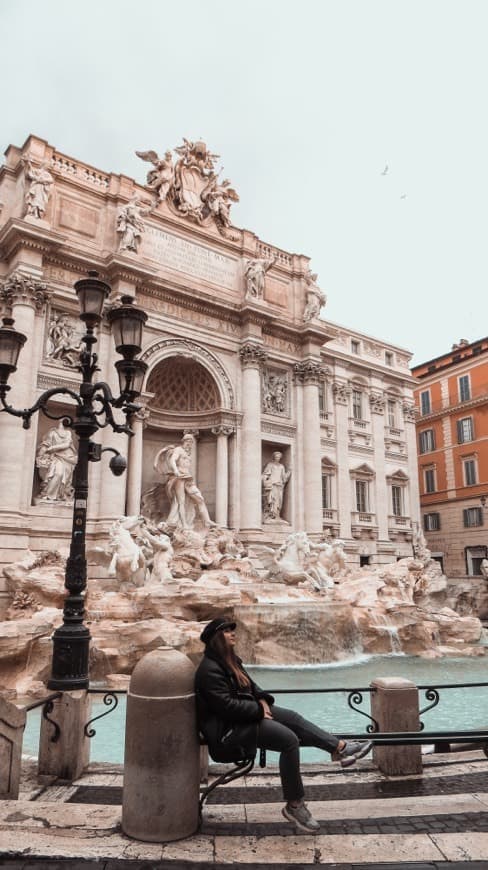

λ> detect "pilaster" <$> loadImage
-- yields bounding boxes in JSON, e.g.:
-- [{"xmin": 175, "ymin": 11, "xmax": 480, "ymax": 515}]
[{"xmin": 239, "ymin": 341, "xmax": 267, "ymax": 532}]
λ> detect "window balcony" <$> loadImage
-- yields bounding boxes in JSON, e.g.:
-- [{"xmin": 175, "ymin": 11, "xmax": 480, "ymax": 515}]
[
  {"xmin": 351, "ymin": 511, "xmax": 378, "ymax": 540},
  {"xmin": 388, "ymin": 514, "xmax": 413, "ymax": 542}
]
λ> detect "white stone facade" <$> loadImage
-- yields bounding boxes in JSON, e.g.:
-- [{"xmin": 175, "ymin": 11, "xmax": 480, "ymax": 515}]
[{"xmin": 0, "ymin": 135, "xmax": 420, "ymax": 612}]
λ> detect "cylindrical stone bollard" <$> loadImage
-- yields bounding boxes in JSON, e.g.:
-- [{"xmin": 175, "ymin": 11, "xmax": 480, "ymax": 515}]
[
  {"xmin": 122, "ymin": 647, "xmax": 200, "ymax": 842},
  {"xmin": 370, "ymin": 677, "xmax": 422, "ymax": 776}
]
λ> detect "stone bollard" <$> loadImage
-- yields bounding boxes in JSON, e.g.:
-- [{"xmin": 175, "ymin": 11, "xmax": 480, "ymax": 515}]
[
  {"xmin": 122, "ymin": 647, "xmax": 200, "ymax": 842},
  {"xmin": 38, "ymin": 690, "xmax": 91, "ymax": 782},
  {"xmin": 370, "ymin": 677, "xmax": 422, "ymax": 776},
  {"xmin": 0, "ymin": 696, "xmax": 26, "ymax": 799}
]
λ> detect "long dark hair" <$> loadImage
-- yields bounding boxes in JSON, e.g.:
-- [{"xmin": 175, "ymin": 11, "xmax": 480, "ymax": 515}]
[{"xmin": 208, "ymin": 630, "xmax": 250, "ymax": 689}]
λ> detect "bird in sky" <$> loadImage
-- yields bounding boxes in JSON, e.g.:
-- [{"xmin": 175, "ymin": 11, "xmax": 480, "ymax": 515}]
[{"xmin": 381, "ymin": 164, "xmax": 389, "ymax": 175}]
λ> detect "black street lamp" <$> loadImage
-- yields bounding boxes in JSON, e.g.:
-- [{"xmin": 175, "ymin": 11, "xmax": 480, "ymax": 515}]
[{"xmin": 0, "ymin": 271, "xmax": 148, "ymax": 690}]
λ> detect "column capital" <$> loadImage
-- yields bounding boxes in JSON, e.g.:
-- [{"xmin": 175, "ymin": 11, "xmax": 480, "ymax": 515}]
[
  {"xmin": 183, "ymin": 427, "xmax": 200, "ymax": 439},
  {"xmin": 1, "ymin": 270, "xmax": 50, "ymax": 313},
  {"xmin": 134, "ymin": 406, "xmax": 151, "ymax": 426},
  {"xmin": 332, "ymin": 380, "xmax": 351, "ymax": 404},
  {"xmin": 211, "ymin": 425, "xmax": 235, "ymax": 437},
  {"xmin": 239, "ymin": 341, "xmax": 267, "ymax": 370},
  {"xmin": 293, "ymin": 359, "xmax": 323, "ymax": 385},
  {"xmin": 369, "ymin": 392, "xmax": 385, "ymax": 414}
]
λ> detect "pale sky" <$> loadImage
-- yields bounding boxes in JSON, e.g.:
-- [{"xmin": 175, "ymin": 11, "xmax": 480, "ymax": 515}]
[{"xmin": 1, "ymin": 0, "xmax": 487, "ymax": 365}]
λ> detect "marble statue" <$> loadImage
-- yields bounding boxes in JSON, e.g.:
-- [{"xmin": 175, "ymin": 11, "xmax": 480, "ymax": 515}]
[
  {"xmin": 116, "ymin": 196, "xmax": 151, "ymax": 252},
  {"xmin": 137, "ymin": 520, "xmax": 174, "ymax": 584},
  {"xmin": 107, "ymin": 516, "xmax": 146, "ymax": 584},
  {"xmin": 268, "ymin": 531, "xmax": 316, "ymax": 585},
  {"xmin": 134, "ymin": 150, "xmax": 174, "ymax": 202},
  {"xmin": 413, "ymin": 525, "xmax": 431, "ymax": 564},
  {"xmin": 244, "ymin": 256, "xmax": 276, "ymax": 300},
  {"xmin": 481, "ymin": 559, "xmax": 488, "ymax": 580},
  {"xmin": 136, "ymin": 140, "xmax": 239, "ymax": 231},
  {"xmin": 153, "ymin": 434, "xmax": 216, "ymax": 530},
  {"xmin": 261, "ymin": 452, "xmax": 291, "ymax": 521},
  {"xmin": 203, "ymin": 177, "xmax": 239, "ymax": 230},
  {"xmin": 262, "ymin": 370, "xmax": 287, "ymax": 415},
  {"xmin": 23, "ymin": 159, "xmax": 54, "ymax": 219},
  {"xmin": 46, "ymin": 313, "xmax": 83, "ymax": 367},
  {"xmin": 303, "ymin": 270, "xmax": 327, "ymax": 322},
  {"xmin": 35, "ymin": 421, "xmax": 77, "ymax": 502}
]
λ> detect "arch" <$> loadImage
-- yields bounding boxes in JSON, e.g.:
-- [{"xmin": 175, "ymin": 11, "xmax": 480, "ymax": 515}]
[{"xmin": 140, "ymin": 337, "xmax": 235, "ymax": 410}]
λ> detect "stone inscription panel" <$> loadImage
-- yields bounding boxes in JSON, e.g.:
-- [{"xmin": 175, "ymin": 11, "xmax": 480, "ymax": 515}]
[{"xmin": 142, "ymin": 226, "xmax": 239, "ymax": 291}]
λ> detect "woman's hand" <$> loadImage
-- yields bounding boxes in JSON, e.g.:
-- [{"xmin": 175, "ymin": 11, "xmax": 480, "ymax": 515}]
[{"xmin": 259, "ymin": 699, "xmax": 273, "ymax": 719}]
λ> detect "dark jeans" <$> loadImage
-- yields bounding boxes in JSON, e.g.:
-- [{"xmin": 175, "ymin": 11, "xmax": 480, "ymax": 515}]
[{"xmin": 256, "ymin": 705, "xmax": 340, "ymax": 802}]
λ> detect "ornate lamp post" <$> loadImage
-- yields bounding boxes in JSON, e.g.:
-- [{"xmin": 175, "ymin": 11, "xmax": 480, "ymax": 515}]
[{"xmin": 0, "ymin": 271, "xmax": 147, "ymax": 690}]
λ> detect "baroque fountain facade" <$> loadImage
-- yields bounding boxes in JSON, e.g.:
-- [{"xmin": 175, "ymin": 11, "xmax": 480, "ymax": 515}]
[{"xmin": 0, "ymin": 134, "xmax": 485, "ymax": 696}]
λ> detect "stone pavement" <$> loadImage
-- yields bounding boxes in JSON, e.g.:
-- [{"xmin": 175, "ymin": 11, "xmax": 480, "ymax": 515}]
[{"xmin": 2, "ymin": 751, "xmax": 488, "ymax": 868}]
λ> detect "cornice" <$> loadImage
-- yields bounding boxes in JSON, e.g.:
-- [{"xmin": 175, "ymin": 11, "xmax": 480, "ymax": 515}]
[
  {"xmin": 415, "ymin": 393, "xmax": 488, "ymax": 423},
  {"xmin": 0, "ymin": 218, "xmax": 67, "ymax": 262}
]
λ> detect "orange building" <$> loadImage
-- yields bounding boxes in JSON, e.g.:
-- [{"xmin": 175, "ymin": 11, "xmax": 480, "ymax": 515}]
[{"xmin": 412, "ymin": 338, "xmax": 488, "ymax": 577}]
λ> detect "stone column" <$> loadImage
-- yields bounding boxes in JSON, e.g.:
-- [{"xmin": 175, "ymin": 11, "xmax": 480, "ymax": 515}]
[
  {"xmin": 126, "ymin": 407, "xmax": 150, "ymax": 517},
  {"xmin": 95, "ymin": 326, "xmax": 128, "ymax": 520},
  {"xmin": 294, "ymin": 360, "xmax": 323, "ymax": 535},
  {"xmin": 239, "ymin": 342, "xmax": 267, "ymax": 532},
  {"xmin": 0, "ymin": 272, "xmax": 50, "ymax": 513},
  {"xmin": 402, "ymin": 402, "xmax": 421, "ymax": 533},
  {"xmin": 332, "ymin": 381, "xmax": 352, "ymax": 540},
  {"xmin": 369, "ymin": 392, "xmax": 388, "ymax": 541},
  {"xmin": 212, "ymin": 426, "xmax": 233, "ymax": 527}
]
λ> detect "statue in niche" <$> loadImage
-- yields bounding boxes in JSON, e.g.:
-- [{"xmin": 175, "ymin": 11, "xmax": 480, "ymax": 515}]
[
  {"xmin": 261, "ymin": 451, "xmax": 291, "ymax": 521},
  {"xmin": 35, "ymin": 420, "xmax": 77, "ymax": 502},
  {"xmin": 116, "ymin": 196, "xmax": 152, "ymax": 252},
  {"xmin": 153, "ymin": 433, "xmax": 216, "ymax": 530},
  {"xmin": 23, "ymin": 159, "xmax": 54, "ymax": 219},
  {"xmin": 46, "ymin": 313, "xmax": 83, "ymax": 367},
  {"xmin": 303, "ymin": 270, "xmax": 327, "ymax": 322},
  {"xmin": 244, "ymin": 255, "xmax": 276, "ymax": 300},
  {"xmin": 262, "ymin": 370, "xmax": 287, "ymax": 415}
]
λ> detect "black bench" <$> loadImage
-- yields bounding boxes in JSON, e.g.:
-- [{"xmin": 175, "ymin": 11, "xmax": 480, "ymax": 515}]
[{"xmin": 198, "ymin": 738, "xmax": 267, "ymax": 815}]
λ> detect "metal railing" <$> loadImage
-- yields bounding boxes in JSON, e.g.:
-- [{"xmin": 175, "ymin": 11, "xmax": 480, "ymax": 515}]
[{"xmin": 23, "ymin": 680, "xmax": 488, "ymax": 753}]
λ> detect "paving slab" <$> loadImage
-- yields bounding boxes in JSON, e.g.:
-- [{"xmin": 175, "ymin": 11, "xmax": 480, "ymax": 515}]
[
  {"xmin": 430, "ymin": 831, "xmax": 488, "ymax": 861},
  {"xmin": 314, "ymin": 833, "xmax": 445, "ymax": 863}
]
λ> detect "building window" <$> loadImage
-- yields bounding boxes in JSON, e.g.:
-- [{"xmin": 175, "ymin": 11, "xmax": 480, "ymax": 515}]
[
  {"xmin": 459, "ymin": 374, "xmax": 471, "ymax": 402},
  {"xmin": 391, "ymin": 485, "xmax": 403, "ymax": 517},
  {"xmin": 318, "ymin": 382, "xmax": 327, "ymax": 415},
  {"xmin": 385, "ymin": 351, "xmax": 393, "ymax": 366},
  {"xmin": 424, "ymin": 468, "xmax": 436, "ymax": 493},
  {"xmin": 463, "ymin": 458, "xmax": 477, "ymax": 486},
  {"xmin": 351, "ymin": 340, "xmax": 360, "ymax": 354},
  {"xmin": 387, "ymin": 399, "xmax": 396, "ymax": 428},
  {"xmin": 419, "ymin": 429, "xmax": 435, "ymax": 454},
  {"xmin": 420, "ymin": 390, "xmax": 431, "ymax": 415},
  {"xmin": 457, "ymin": 417, "xmax": 474, "ymax": 443},
  {"xmin": 463, "ymin": 507, "xmax": 483, "ymax": 527},
  {"xmin": 424, "ymin": 512, "xmax": 440, "ymax": 531},
  {"xmin": 321, "ymin": 474, "xmax": 332, "ymax": 509},
  {"xmin": 355, "ymin": 479, "xmax": 369, "ymax": 512},
  {"xmin": 352, "ymin": 389, "xmax": 363, "ymax": 420}
]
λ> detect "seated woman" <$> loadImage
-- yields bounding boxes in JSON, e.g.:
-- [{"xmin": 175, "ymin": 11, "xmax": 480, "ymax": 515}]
[{"xmin": 195, "ymin": 617, "xmax": 372, "ymax": 833}]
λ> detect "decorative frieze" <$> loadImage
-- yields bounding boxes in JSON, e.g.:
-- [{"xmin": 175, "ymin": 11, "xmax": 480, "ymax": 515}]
[
  {"xmin": 332, "ymin": 380, "xmax": 351, "ymax": 404},
  {"xmin": 46, "ymin": 310, "xmax": 83, "ymax": 367},
  {"xmin": 239, "ymin": 342, "xmax": 267, "ymax": 370},
  {"xmin": 1, "ymin": 271, "xmax": 50, "ymax": 313},
  {"xmin": 262, "ymin": 368, "xmax": 288, "ymax": 415},
  {"xmin": 293, "ymin": 360, "xmax": 323, "ymax": 385},
  {"xmin": 402, "ymin": 402, "xmax": 416, "ymax": 423},
  {"xmin": 369, "ymin": 392, "xmax": 385, "ymax": 414}
]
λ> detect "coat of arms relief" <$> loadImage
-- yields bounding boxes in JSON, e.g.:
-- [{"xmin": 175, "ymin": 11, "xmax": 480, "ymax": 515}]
[{"xmin": 136, "ymin": 139, "xmax": 239, "ymax": 236}]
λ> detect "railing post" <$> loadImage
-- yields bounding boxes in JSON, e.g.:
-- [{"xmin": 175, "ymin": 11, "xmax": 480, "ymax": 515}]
[
  {"xmin": 0, "ymin": 697, "xmax": 26, "ymax": 799},
  {"xmin": 38, "ymin": 690, "xmax": 91, "ymax": 782},
  {"xmin": 370, "ymin": 677, "xmax": 422, "ymax": 776}
]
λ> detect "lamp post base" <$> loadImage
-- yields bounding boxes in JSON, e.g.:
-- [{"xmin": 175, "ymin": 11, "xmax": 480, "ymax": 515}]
[{"xmin": 47, "ymin": 624, "xmax": 91, "ymax": 691}]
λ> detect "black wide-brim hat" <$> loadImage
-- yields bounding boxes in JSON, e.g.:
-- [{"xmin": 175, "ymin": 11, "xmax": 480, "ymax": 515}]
[{"xmin": 200, "ymin": 617, "xmax": 236, "ymax": 645}]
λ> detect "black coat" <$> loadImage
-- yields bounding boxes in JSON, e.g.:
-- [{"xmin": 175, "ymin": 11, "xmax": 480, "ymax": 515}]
[{"xmin": 194, "ymin": 648, "xmax": 274, "ymax": 763}]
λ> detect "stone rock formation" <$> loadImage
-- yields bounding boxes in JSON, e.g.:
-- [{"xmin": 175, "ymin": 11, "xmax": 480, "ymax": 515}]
[{"xmin": 0, "ymin": 527, "xmax": 485, "ymax": 697}]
